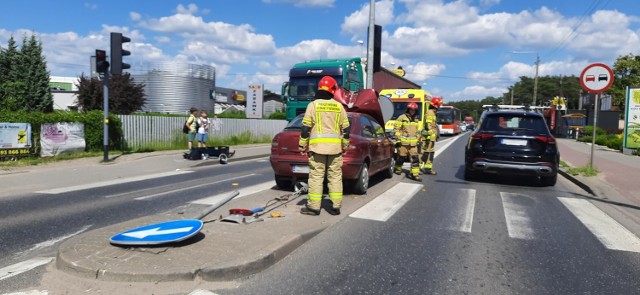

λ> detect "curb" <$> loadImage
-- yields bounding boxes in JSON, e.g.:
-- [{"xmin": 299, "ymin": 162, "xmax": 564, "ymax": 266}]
[{"xmin": 558, "ymin": 168, "xmax": 596, "ymax": 196}]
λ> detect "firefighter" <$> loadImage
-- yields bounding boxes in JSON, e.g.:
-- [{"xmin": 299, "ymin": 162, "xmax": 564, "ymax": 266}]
[
  {"xmin": 394, "ymin": 102, "xmax": 422, "ymax": 181},
  {"xmin": 298, "ymin": 76, "xmax": 350, "ymax": 216},
  {"xmin": 420, "ymin": 96, "xmax": 442, "ymax": 175}
]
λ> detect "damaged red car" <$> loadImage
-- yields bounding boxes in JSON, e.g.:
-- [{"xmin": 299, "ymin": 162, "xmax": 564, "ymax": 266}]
[{"xmin": 270, "ymin": 89, "xmax": 395, "ymax": 195}]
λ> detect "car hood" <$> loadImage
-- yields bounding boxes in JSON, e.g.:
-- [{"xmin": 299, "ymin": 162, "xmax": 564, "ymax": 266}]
[{"xmin": 334, "ymin": 88, "xmax": 391, "ymax": 126}]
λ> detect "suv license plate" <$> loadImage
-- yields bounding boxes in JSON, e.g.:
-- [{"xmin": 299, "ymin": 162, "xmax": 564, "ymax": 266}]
[
  {"xmin": 292, "ymin": 165, "xmax": 309, "ymax": 174},
  {"xmin": 501, "ymin": 139, "xmax": 527, "ymax": 146}
]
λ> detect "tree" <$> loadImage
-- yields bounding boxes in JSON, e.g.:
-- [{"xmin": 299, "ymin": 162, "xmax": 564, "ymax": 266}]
[
  {"xmin": 20, "ymin": 34, "xmax": 53, "ymax": 112},
  {"xmin": 612, "ymin": 53, "xmax": 640, "ymax": 110},
  {"xmin": 75, "ymin": 73, "xmax": 146, "ymax": 114}
]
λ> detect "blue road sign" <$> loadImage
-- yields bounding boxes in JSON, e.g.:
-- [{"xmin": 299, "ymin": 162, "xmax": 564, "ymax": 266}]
[{"xmin": 110, "ymin": 219, "xmax": 203, "ymax": 246}]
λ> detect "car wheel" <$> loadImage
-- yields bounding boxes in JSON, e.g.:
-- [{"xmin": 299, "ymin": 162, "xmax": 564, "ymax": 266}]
[
  {"xmin": 383, "ymin": 157, "xmax": 395, "ymax": 179},
  {"xmin": 540, "ymin": 174, "xmax": 557, "ymax": 186},
  {"xmin": 274, "ymin": 176, "xmax": 292, "ymax": 189},
  {"xmin": 353, "ymin": 163, "xmax": 369, "ymax": 195},
  {"xmin": 464, "ymin": 165, "xmax": 480, "ymax": 181}
]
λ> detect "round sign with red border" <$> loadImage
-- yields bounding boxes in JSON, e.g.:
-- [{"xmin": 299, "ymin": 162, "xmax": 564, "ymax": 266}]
[{"xmin": 580, "ymin": 63, "xmax": 614, "ymax": 93}]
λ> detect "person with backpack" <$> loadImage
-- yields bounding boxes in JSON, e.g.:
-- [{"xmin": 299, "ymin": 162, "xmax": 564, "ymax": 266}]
[
  {"xmin": 185, "ymin": 107, "xmax": 198, "ymax": 154},
  {"xmin": 197, "ymin": 111, "xmax": 211, "ymax": 159}
]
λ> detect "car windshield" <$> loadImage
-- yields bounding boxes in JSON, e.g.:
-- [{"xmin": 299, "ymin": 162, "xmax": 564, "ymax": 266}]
[
  {"xmin": 391, "ymin": 102, "xmax": 422, "ymax": 120},
  {"xmin": 483, "ymin": 114, "xmax": 548, "ymax": 134}
]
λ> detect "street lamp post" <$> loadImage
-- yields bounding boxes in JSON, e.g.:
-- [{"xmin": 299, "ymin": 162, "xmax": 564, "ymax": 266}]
[{"xmin": 512, "ymin": 51, "xmax": 540, "ymax": 106}]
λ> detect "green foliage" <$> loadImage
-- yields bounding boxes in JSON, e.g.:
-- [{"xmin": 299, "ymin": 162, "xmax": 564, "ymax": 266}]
[
  {"xmin": 0, "ymin": 110, "xmax": 124, "ymax": 154},
  {"xmin": 576, "ymin": 127, "xmax": 623, "ymax": 151},
  {"xmin": 566, "ymin": 165, "xmax": 599, "ymax": 177},
  {"xmin": 612, "ymin": 53, "xmax": 640, "ymax": 111},
  {"xmin": 216, "ymin": 111, "xmax": 247, "ymax": 118},
  {"xmin": 0, "ymin": 34, "xmax": 53, "ymax": 112},
  {"xmin": 582, "ymin": 125, "xmax": 607, "ymax": 136},
  {"xmin": 75, "ymin": 73, "xmax": 146, "ymax": 114},
  {"xmin": 267, "ymin": 111, "xmax": 286, "ymax": 120}
]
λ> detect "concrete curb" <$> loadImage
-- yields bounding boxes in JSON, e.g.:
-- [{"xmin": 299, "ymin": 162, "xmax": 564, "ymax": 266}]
[
  {"xmin": 558, "ymin": 168, "xmax": 596, "ymax": 196},
  {"xmin": 200, "ymin": 227, "xmax": 325, "ymax": 281}
]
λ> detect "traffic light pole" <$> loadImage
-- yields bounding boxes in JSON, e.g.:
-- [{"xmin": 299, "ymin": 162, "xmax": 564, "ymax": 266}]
[{"xmin": 103, "ymin": 70, "xmax": 110, "ymax": 162}]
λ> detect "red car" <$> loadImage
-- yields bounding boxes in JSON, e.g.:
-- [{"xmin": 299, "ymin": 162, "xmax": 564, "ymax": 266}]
[{"xmin": 270, "ymin": 112, "xmax": 395, "ymax": 194}]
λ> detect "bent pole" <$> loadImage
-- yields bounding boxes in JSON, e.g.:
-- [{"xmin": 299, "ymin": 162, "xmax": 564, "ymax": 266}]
[{"xmin": 195, "ymin": 190, "xmax": 240, "ymax": 220}]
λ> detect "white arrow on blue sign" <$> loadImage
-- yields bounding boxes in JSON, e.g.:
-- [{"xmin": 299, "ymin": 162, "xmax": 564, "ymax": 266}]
[{"xmin": 110, "ymin": 219, "xmax": 204, "ymax": 246}]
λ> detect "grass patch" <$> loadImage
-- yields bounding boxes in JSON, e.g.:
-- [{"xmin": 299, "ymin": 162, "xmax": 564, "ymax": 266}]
[{"xmin": 566, "ymin": 164, "xmax": 599, "ymax": 177}]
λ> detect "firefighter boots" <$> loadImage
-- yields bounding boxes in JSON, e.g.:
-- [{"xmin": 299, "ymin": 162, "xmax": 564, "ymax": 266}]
[{"xmin": 300, "ymin": 206, "xmax": 321, "ymax": 216}]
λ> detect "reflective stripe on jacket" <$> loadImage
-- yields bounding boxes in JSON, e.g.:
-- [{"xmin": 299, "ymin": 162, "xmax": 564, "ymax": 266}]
[
  {"xmin": 394, "ymin": 113, "xmax": 420, "ymax": 146},
  {"xmin": 302, "ymin": 99, "xmax": 349, "ymax": 155}
]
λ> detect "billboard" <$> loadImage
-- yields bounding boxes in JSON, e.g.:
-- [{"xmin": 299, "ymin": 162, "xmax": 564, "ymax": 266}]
[
  {"xmin": 0, "ymin": 123, "xmax": 32, "ymax": 157},
  {"xmin": 246, "ymin": 85, "xmax": 264, "ymax": 119},
  {"xmin": 624, "ymin": 87, "xmax": 640, "ymax": 149}
]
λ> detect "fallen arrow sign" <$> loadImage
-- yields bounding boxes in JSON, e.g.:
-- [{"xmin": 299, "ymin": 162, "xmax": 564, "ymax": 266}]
[{"xmin": 110, "ymin": 219, "xmax": 203, "ymax": 246}]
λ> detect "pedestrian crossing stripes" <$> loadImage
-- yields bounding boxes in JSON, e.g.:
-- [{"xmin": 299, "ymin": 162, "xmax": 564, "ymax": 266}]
[{"xmin": 353, "ymin": 185, "xmax": 640, "ymax": 254}]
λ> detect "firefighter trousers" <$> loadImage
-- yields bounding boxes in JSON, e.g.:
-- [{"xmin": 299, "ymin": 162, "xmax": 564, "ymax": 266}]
[
  {"xmin": 307, "ymin": 152, "xmax": 343, "ymax": 211},
  {"xmin": 420, "ymin": 140, "xmax": 436, "ymax": 174},
  {"xmin": 395, "ymin": 145, "xmax": 420, "ymax": 177}
]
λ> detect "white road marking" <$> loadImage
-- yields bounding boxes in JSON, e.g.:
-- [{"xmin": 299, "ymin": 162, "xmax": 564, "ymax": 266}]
[
  {"xmin": 0, "ymin": 257, "xmax": 53, "ymax": 281},
  {"xmin": 559, "ymin": 197, "xmax": 640, "ymax": 253},
  {"xmin": 445, "ymin": 189, "xmax": 476, "ymax": 233},
  {"xmin": 188, "ymin": 290, "xmax": 219, "ymax": 295},
  {"xmin": 134, "ymin": 174, "xmax": 256, "ymax": 200},
  {"xmin": 349, "ymin": 182, "xmax": 422, "ymax": 222},
  {"xmin": 1, "ymin": 291, "xmax": 49, "ymax": 295},
  {"xmin": 14, "ymin": 225, "xmax": 92, "ymax": 258},
  {"xmin": 35, "ymin": 170, "xmax": 194, "ymax": 194},
  {"xmin": 190, "ymin": 181, "xmax": 275, "ymax": 205},
  {"xmin": 501, "ymin": 193, "xmax": 536, "ymax": 240}
]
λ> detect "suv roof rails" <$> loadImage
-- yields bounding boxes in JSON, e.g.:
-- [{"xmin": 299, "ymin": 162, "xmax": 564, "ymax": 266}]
[{"xmin": 481, "ymin": 104, "xmax": 548, "ymax": 113}]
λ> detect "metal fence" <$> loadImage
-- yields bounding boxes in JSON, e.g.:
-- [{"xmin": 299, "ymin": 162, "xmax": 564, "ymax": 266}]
[{"xmin": 118, "ymin": 115, "xmax": 287, "ymax": 149}]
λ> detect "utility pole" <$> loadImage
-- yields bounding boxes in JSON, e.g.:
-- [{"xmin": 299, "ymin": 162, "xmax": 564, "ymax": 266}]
[
  {"xmin": 366, "ymin": 0, "xmax": 375, "ymax": 89},
  {"xmin": 533, "ymin": 53, "xmax": 540, "ymax": 106},
  {"xmin": 510, "ymin": 87, "xmax": 514, "ymax": 105}
]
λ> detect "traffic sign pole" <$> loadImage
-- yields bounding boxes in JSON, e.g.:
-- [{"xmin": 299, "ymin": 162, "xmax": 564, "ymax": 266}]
[
  {"xmin": 590, "ymin": 93, "xmax": 599, "ymax": 168},
  {"xmin": 579, "ymin": 63, "xmax": 614, "ymax": 169}
]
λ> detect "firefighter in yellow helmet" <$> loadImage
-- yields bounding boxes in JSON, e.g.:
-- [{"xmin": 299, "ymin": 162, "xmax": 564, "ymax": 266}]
[
  {"xmin": 420, "ymin": 96, "xmax": 442, "ymax": 175},
  {"xmin": 394, "ymin": 102, "xmax": 422, "ymax": 181},
  {"xmin": 298, "ymin": 76, "xmax": 350, "ymax": 216}
]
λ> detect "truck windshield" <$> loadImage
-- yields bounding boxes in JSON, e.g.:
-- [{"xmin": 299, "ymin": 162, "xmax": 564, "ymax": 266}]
[
  {"xmin": 288, "ymin": 76, "xmax": 342, "ymax": 101},
  {"xmin": 391, "ymin": 102, "xmax": 423, "ymax": 121}
]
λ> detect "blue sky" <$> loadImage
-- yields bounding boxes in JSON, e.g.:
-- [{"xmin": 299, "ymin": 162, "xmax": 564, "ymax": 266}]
[{"xmin": 1, "ymin": 0, "xmax": 639, "ymax": 102}]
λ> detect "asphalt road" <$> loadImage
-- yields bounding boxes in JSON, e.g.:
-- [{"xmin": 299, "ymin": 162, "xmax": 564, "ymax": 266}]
[
  {"xmin": 215, "ymin": 134, "xmax": 640, "ymax": 295},
  {"xmin": 0, "ymin": 157, "xmax": 275, "ymax": 294},
  {"xmin": 3, "ymin": 134, "xmax": 640, "ymax": 294}
]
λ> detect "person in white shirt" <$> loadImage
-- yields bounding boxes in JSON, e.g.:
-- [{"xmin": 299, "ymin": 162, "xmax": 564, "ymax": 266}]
[{"xmin": 197, "ymin": 111, "xmax": 211, "ymax": 149}]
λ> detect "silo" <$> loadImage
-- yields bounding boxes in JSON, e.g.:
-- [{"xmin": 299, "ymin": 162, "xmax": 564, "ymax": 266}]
[{"xmin": 131, "ymin": 63, "xmax": 216, "ymax": 114}]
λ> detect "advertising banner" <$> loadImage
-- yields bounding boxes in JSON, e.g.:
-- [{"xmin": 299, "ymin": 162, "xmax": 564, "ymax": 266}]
[
  {"xmin": 0, "ymin": 123, "xmax": 32, "ymax": 157},
  {"xmin": 40, "ymin": 122, "xmax": 86, "ymax": 157},
  {"xmin": 624, "ymin": 87, "xmax": 640, "ymax": 149},
  {"xmin": 246, "ymin": 85, "xmax": 264, "ymax": 119}
]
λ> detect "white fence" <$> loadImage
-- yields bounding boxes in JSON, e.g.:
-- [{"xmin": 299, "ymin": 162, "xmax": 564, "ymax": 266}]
[{"xmin": 118, "ymin": 115, "xmax": 287, "ymax": 149}]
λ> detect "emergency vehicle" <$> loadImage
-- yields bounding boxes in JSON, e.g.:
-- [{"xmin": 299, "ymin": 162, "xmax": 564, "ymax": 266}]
[{"xmin": 380, "ymin": 88, "xmax": 432, "ymax": 137}]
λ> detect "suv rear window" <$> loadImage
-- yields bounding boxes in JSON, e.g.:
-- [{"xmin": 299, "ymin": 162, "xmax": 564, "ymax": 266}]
[{"xmin": 482, "ymin": 114, "xmax": 548, "ymax": 134}]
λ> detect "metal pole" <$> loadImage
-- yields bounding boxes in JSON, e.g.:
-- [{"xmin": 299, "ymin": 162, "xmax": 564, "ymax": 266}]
[
  {"xmin": 510, "ymin": 87, "xmax": 514, "ymax": 105},
  {"xmin": 366, "ymin": 0, "xmax": 375, "ymax": 89},
  {"xmin": 533, "ymin": 53, "xmax": 539, "ymax": 106},
  {"xmin": 103, "ymin": 71, "xmax": 110, "ymax": 162},
  {"xmin": 589, "ymin": 93, "xmax": 599, "ymax": 168}
]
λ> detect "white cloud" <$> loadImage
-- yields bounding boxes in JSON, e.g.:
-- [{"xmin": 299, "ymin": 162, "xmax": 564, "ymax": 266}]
[
  {"xmin": 404, "ymin": 62, "xmax": 445, "ymax": 82},
  {"xmin": 175, "ymin": 3, "xmax": 199, "ymax": 15},
  {"xmin": 262, "ymin": 0, "xmax": 334, "ymax": 7},
  {"xmin": 341, "ymin": 0, "xmax": 394, "ymax": 36},
  {"xmin": 130, "ymin": 11, "xmax": 141, "ymax": 21},
  {"xmin": 449, "ymin": 85, "xmax": 508, "ymax": 101}
]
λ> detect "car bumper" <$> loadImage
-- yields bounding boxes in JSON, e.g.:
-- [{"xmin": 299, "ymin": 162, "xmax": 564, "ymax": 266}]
[
  {"xmin": 270, "ymin": 155, "xmax": 363, "ymax": 180},
  {"xmin": 470, "ymin": 160, "xmax": 557, "ymax": 176}
]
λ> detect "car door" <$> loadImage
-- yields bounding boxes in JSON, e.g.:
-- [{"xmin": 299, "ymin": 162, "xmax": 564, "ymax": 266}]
[
  {"xmin": 358, "ymin": 115, "xmax": 379, "ymax": 172},
  {"xmin": 369, "ymin": 116, "xmax": 392, "ymax": 173}
]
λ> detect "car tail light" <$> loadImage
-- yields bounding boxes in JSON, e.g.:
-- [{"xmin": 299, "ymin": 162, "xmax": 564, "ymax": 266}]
[
  {"xmin": 343, "ymin": 144, "xmax": 357, "ymax": 155},
  {"xmin": 471, "ymin": 132, "xmax": 494, "ymax": 140},
  {"xmin": 534, "ymin": 135, "xmax": 556, "ymax": 144}
]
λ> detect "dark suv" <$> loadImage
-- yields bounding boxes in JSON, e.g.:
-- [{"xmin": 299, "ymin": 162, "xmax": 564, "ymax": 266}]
[{"xmin": 464, "ymin": 108, "xmax": 559, "ymax": 186}]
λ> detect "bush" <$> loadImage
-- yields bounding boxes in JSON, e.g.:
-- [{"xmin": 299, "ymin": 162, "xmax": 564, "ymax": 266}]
[
  {"xmin": 0, "ymin": 110, "xmax": 124, "ymax": 154},
  {"xmin": 267, "ymin": 111, "xmax": 286, "ymax": 120}
]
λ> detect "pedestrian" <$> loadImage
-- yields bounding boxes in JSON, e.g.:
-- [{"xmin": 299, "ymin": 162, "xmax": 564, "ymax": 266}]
[
  {"xmin": 394, "ymin": 102, "xmax": 422, "ymax": 181},
  {"xmin": 185, "ymin": 107, "xmax": 198, "ymax": 154},
  {"xmin": 197, "ymin": 111, "xmax": 211, "ymax": 159},
  {"xmin": 420, "ymin": 96, "xmax": 442, "ymax": 175},
  {"xmin": 298, "ymin": 76, "xmax": 350, "ymax": 216},
  {"xmin": 211, "ymin": 114, "xmax": 222, "ymax": 133}
]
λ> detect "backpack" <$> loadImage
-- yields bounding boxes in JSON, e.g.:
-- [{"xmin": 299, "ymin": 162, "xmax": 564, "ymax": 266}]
[{"xmin": 182, "ymin": 120, "xmax": 190, "ymax": 134}]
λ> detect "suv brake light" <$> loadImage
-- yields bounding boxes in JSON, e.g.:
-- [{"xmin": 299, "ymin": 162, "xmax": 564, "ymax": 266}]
[
  {"xmin": 534, "ymin": 135, "xmax": 556, "ymax": 144},
  {"xmin": 472, "ymin": 132, "xmax": 494, "ymax": 140}
]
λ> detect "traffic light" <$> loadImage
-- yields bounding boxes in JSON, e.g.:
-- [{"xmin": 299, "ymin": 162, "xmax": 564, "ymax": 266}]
[
  {"xmin": 110, "ymin": 32, "xmax": 130, "ymax": 75},
  {"xmin": 95, "ymin": 49, "xmax": 109, "ymax": 73}
]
